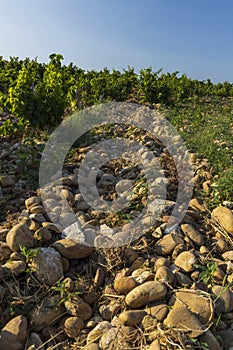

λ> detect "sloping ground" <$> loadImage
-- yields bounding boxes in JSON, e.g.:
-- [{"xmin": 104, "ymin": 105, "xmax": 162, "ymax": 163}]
[{"xmin": 0, "ymin": 116, "xmax": 233, "ymax": 350}]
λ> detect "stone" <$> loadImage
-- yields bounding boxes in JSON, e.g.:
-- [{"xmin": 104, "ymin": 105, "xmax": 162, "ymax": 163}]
[
  {"xmin": 0, "ymin": 242, "xmax": 11, "ymax": 262},
  {"xmin": 94, "ymin": 268, "xmax": 106, "ymax": 289},
  {"xmin": 212, "ymin": 285, "xmax": 233, "ymax": 313},
  {"xmin": 33, "ymin": 227, "xmax": 52, "ymax": 243},
  {"xmin": 53, "ymin": 238, "xmax": 93, "ymax": 259},
  {"xmin": 86, "ymin": 321, "xmax": 112, "ymax": 344},
  {"xmin": 119, "ymin": 310, "xmax": 147, "ymax": 326},
  {"xmin": 124, "ymin": 247, "xmax": 139, "ymax": 264},
  {"xmin": 222, "ymin": 250, "xmax": 233, "ymax": 261},
  {"xmin": 174, "ymin": 250, "xmax": 197, "ymax": 272},
  {"xmin": 26, "ymin": 332, "xmax": 44, "ymax": 350},
  {"xmin": 0, "ymin": 175, "xmax": 15, "ymax": 187},
  {"xmin": 171, "ymin": 289, "xmax": 213, "ymax": 325},
  {"xmin": 64, "ymin": 317, "xmax": 84, "ymax": 338},
  {"xmin": 31, "ymin": 247, "xmax": 63, "ymax": 286},
  {"xmin": 189, "ymin": 198, "xmax": 206, "ymax": 212},
  {"xmin": 0, "ymin": 315, "xmax": 27, "ymax": 350},
  {"xmin": 114, "ymin": 276, "xmax": 138, "ymax": 295},
  {"xmin": 25, "ymin": 196, "xmax": 41, "ymax": 209},
  {"xmin": 65, "ymin": 295, "xmax": 92, "ymax": 320},
  {"xmin": 154, "ymin": 233, "xmax": 183, "ymax": 255},
  {"xmin": 132, "ymin": 269, "xmax": 154, "ymax": 284},
  {"xmin": 6, "ymin": 223, "xmax": 34, "ymax": 252},
  {"xmin": 155, "ymin": 266, "xmax": 174, "ymax": 284},
  {"xmin": 125, "ymin": 281, "xmax": 167, "ymax": 308},
  {"xmin": 144, "ymin": 303, "xmax": 169, "ymax": 322},
  {"xmin": 212, "ymin": 206, "xmax": 233, "ymax": 236},
  {"xmin": 3, "ymin": 260, "xmax": 26, "ymax": 276},
  {"xmin": 218, "ymin": 330, "xmax": 233, "ymax": 348},
  {"xmin": 164, "ymin": 306, "xmax": 204, "ymax": 337},
  {"xmin": 99, "ymin": 301, "xmax": 121, "ymax": 321},
  {"xmin": 180, "ymin": 224, "xmax": 204, "ymax": 246},
  {"xmin": 199, "ymin": 330, "xmax": 222, "ymax": 350},
  {"xmin": 149, "ymin": 339, "xmax": 161, "ymax": 350},
  {"xmin": 83, "ymin": 344, "xmax": 100, "ymax": 350},
  {"xmin": 30, "ymin": 295, "xmax": 65, "ymax": 332},
  {"xmin": 173, "ymin": 271, "xmax": 192, "ymax": 286}
]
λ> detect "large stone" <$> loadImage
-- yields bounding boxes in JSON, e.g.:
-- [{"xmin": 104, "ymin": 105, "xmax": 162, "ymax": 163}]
[
  {"xmin": 31, "ymin": 247, "xmax": 64, "ymax": 286},
  {"xmin": 65, "ymin": 295, "xmax": 92, "ymax": 320},
  {"xmin": 64, "ymin": 317, "xmax": 84, "ymax": 338},
  {"xmin": 125, "ymin": 281, "xmax": 167, "ymax": 308},
  {"xmin": 174, "ymin": 250, "xmax": 197, "ymax": 272},
  {"xmin": 86, "ymin": 321, "xmax": 112, "ymax": 344},
  {"xmin": 0, "ymin": 315, "xmax": 27, "ymax": 350},
  {"xmin": 26, "ymin": 332, "xmax": 44, "ymax": 350},
  {"xmin": 212, "ymin": 206, "xmax": 233, "ymax": 236},
  {"xmin": 0, "ymin": 242, "xmax": 11, "ymax": 262},
  {"xmin": 3, "ymin": 260, "xmax": 26, "ymax": 276},
  {"xmin": 53, "ymin": 238, "xmax": 93, "ymax": 259},
  {"xmin": 30, "ymin": 295, "xmax": 65, "ymax": 332},
  {"xmin": 164, "ymin": 306, "xmax": 204, "ymax": 337},
  {"xmin": 199, "ymin": 330, "xmax": 222, "ymax": 350},
  {"xmin": 218, "ymin": 330, "xmax": 233, "ymax": 348},
  {"xmin": 154, "ymin": 233, "xmax": 183, "ymax": 255},
  {"xmin": 171, "ymin": 289, "xmax": 213, "ymax": 325},
  {"xmin": 0, "ymin": 175, "xmax": 15, "ymax": 187},
  {"xmin": 119, "ymin": 310, "xmax": 147, "ymax": 326},
  {"xmin": 180, "ymin": 224, "xmax": 204, "ymax": 246},
  {"xmin": 211, "ymin": 285, "xmax": 233, "ymax": 313},
  {"xmin": 6, "ymin": 223, "xmax": 34, "ymax": 252},
  {"xmin": 114, "ymin": 276, "xmax": 138, "ymax": 295},
  {"xmin": 144, "ymin": 303, "xmax": 169, "ymax": 322}
]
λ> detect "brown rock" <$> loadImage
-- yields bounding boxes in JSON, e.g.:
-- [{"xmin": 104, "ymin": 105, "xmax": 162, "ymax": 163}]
[
  {"xmin": 25, "ymin": 196, "xmax": 41, "ymax": 209},
  {"xmin": 212, "ymin": 206, "xmax": 233, "ymax": 236},
  {"xmin": 33, "ymin": 227, "xmax": 52, "ymax": 243},
  {"xmin": 114, "ymin": 276, "xmax": 138, "ymax": 295},
  {"xmin": 199, "ymin": 330, "xmax": 222, "ymax": 350},
  {"xmin": 164, "ymin": 306, "xmax": 204, "ymax": 337},
  {"xmin": 0, "ymin": 315, "xmax": 27, "ymax": 350},
  {"xmin": 64, "ymin": 317, "xmax": 84, "ymax": 338},
  {"xmin": 83, "ymin": 344, "xmax": 100, "ymax": 350},
  {"xmin": 99, "ymin": 301, "xmax": 121, "ymax": 321},
  {"xmin": 65, "ymin": 295, "xmax": 92, "ymax": 320},
  {"xmin": 154, "ymin": 233, "xmax": 183, "ymax": 255},
  {"xmin": 145, "ymin": 303, "xmax": 169, "ymax": 322},
  {"xmin": 222, "ymin": 250, "xmax": 233, "ymax": 261},
  {"xmin": 174, "ymin": 250, "xmax": 197, "ymax": 272},
  {"xmin": 149, "ymin": 339, "xmax": 161, "ymax": 350},
  {"xmin": 119, "ymin": 310, "xmax": 147, "ymax": 326},
  {"xmin": 0, "ymin": 175, "xmax": 15, "ymax": 188},
  {"xmin": 26, "ymin": 332, "xmax": 44, "ymax": 350},
  {"xmin": 53, "ymin": 238, "xmax": 93, "ymax": 259},
  {"xmin": 86, "ymin": 321, "xmax": 112, "ymax": 344},
  {"xmin": 6, "ymin": 223, "xmax": 34, "ymax": 252},
  {"xmin": 212, "ymin": 285, "xmax": 233, "ymax": 313},
  {"xmin": 0, "ymin": 242, "xmax": 11, "ymax": 262},
  {"xmin": 3, "ymin": 260, "xmax": 26, "ymax": 276},
  {"xmin": 171, "ymin": 289, "xmax": 213, "ymax": 325},
  {"xmin": 125, "ymin": 281, "xmax": 167, "ymax": 308},
  {"xmin": 30, "ymin": 295, "xmax": 65, "ymax": 332},
  {"xmin": 155, "ymin": 266, "xmax": 173, "ymax": 284},
  {"xmin": 180, "ymin": 224, "xmax": 204, "ymax": 247}
]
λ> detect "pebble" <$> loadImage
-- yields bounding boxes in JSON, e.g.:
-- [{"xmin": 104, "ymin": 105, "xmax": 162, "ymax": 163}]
[
  {"xmin": 212, "ymin": 205, "xmax": 233, "ymax": 236},
  {"xmin": 125, "ymin": 281, "xmax": 167, "ymax": 308},
  {"xmin": 53, "ymin": 238, "xmax": 93, "ymax": 259},
  {"xmin": 0, "ymin": 315, "xmax": 27, "ymax": 350},
  {"xmin": 6, "ymin": 223, "xmax": 34, "ymax": 252},
  {"xmin": 65, "ymin": 295, "xmax": 92, "ymax": 320},
  {"xmin": 174, "ymin": 250, "xmax": 197, "ymax": 272},
  {"xmin": 64, "ymin": 317, "xmax": 84, "ymax": 338},
  {"xmin": 119, "ymin": 310, "xmax": 147, "ymax": 326}
]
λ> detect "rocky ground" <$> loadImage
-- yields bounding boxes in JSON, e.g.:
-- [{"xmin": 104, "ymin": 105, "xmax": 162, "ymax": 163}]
[{"xmin": 0, "ymin": 122, "xmax": 233, "ymax": 350}]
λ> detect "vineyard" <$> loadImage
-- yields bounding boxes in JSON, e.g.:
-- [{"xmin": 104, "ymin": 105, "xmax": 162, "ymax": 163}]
[{"xmin": 0, "ymin": 54, "xmax": 233, "ymax": 349}]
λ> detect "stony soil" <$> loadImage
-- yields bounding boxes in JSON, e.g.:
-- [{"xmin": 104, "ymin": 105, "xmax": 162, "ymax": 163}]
[{"xmin": 0, "ymin": 122, "xmax": 233, "ymax": 350}]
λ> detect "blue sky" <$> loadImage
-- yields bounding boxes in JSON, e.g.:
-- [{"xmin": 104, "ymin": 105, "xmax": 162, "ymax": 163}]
[{"xmin": 0, "ymin": 0, "xmax": 233, "ymax": 83}]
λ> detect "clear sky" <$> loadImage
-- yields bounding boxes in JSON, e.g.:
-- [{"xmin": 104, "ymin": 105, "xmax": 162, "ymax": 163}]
[{"xmin": 0, "ymin": 0, "xmax": 233, "ymax": 83}]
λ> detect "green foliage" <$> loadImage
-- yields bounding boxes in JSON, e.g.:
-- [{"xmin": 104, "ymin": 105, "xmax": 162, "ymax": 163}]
[{"xmin": 194, "ymin": 262, "xmax": 217, "ymax": 285}]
